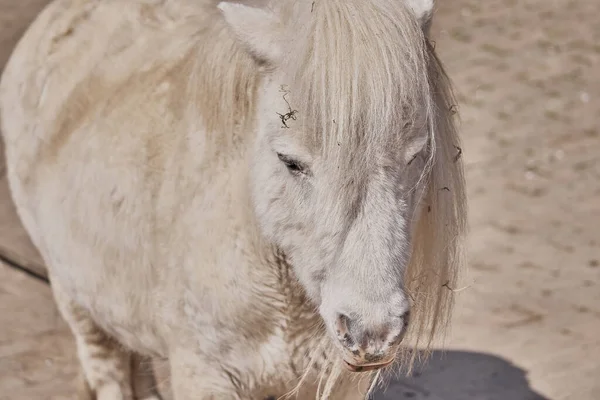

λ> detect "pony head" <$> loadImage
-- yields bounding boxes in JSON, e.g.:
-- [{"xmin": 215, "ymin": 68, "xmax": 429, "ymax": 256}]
[{"xmin": 219, "ymin": 0, "xmax": 466, "ymax": 372}]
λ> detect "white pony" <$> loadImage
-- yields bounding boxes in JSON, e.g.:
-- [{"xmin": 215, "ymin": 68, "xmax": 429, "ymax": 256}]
[{"xmin": 0, "ymin": 0, "xmax": 467, "ymax": 398}]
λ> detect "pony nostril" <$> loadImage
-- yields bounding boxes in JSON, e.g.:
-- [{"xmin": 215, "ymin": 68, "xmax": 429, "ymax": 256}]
[
  {"xmin": 401, "ymin": 309, "xmax": 411, "ymax": 329},
  {"xmin": 386, "ymin": 310, "xmax": 411, "ymax": 346},
  {"xmin": 335, "ymin": 313, "xmax": 351, "ymax": 336},
  {"xmin": 335, "ymin": 313, "xmax": 357, "ymax": 347}
]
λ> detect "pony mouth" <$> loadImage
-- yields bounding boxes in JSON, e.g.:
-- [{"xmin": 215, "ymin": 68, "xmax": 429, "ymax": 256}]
[{"xmin": 343, "ymin": 359, "xmax": 394, "ymax": 372}]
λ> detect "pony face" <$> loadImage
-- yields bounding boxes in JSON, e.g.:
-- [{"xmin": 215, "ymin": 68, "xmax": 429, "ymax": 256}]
[
  {"xmin": 250, "ymin": 75, "xmax": 430, "ymax": 371},
  {"xmin": 220, "ymin": 0, "xmax": 465, "ymax": 371}
]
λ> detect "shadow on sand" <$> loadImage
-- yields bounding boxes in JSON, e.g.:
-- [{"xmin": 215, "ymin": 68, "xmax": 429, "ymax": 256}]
[{"xmin": 372, "ymin": 350, "xmax": 550, "ymax": 400}]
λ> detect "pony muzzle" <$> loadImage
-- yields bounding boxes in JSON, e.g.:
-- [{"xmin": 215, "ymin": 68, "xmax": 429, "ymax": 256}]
[{"xmin": 333, "ymin": 310, "xmax": 409, "ymax": 371}]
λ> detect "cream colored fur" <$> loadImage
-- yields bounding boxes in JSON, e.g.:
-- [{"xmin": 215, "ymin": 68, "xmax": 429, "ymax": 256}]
[{"xmin": 0, "ymin": 0, "xmax": 466, "ymax": 398}]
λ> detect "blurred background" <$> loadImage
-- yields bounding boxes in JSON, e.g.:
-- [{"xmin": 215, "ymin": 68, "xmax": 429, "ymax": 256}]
[{"xmin": 0, "ymin": 1, "xmax": 598, "ymax": 399}]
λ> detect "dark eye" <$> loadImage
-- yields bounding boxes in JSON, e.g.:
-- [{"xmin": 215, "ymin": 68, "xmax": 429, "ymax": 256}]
[{"xmin": 277, "ymin": 153, "xmax": 306, "ymax": 176}]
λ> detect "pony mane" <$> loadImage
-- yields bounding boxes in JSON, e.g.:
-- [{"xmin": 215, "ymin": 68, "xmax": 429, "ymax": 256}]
[
  {"xmin": 401, "ymin": 43, "xmax": 468, "ymax": 371},
  {"xmin": 274, "ymin": 0, "xmax": 468, "ymax": 372},
  {"xmin": 276, "ymin": 0, "xmax": 433, "ymax": 163},
  {"xmin": 187, "ymin": 4, "xmax": 261, "ymax": 136}
]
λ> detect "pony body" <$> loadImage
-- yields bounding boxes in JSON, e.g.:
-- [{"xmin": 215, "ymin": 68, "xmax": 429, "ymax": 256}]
[{"xmin": 0, "ymin": 0, "xmax": 466, "ymax": 398}]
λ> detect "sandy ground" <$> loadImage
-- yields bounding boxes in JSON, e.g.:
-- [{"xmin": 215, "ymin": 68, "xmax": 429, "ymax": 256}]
[{"xmin": 0, "ymin": 0, "xmax": 599, "ymax": 399}]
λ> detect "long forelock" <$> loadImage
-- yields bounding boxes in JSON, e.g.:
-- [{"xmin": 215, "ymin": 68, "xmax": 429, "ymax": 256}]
[{"xmin": 279, "ymin": 0, "xmax": 434, "ymax": 165}]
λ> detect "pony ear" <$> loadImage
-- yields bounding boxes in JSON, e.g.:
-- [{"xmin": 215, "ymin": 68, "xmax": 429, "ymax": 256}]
[
  {"xmin": 217, "ymin": 2, "xmax": 283, "ymax": 65},
  {"xmin": 405, "ymin": 0, "xmax": 435, "ymax": 35}
]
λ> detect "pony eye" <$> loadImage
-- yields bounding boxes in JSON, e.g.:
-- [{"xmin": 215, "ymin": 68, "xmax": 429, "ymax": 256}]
[{"xmin": 277, "ymin": 153, "xmax": 306, "ymax": 176}]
